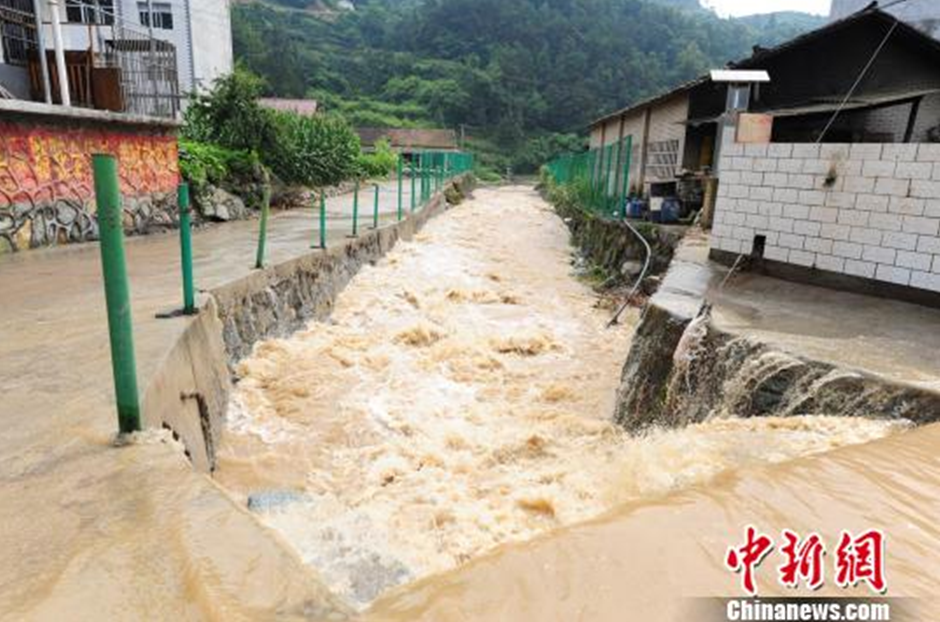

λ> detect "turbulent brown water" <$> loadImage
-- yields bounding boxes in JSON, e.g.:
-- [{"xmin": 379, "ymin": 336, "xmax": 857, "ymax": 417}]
[{"xmin": 214, "ymin": 187, "xmax": 906, "ymax": 609}]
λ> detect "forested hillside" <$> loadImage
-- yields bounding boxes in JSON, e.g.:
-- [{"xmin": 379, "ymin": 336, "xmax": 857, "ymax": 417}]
[{"xmin": 233, "ymin": 0, "xmax": 824, "ymax": 172}]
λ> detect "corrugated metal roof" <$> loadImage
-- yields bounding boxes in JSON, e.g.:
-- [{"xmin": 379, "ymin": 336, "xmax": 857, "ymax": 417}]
[
  {"xmin": 589, "ymin": 76, "xmax": 705, "ymax": 129},
  {"xmin": 759, "ymin": 88, "xmax": 940, "ymax": 117},
  {"xmin": 684, "ymin": 87, "xmax": 940, "ymax": 125}
]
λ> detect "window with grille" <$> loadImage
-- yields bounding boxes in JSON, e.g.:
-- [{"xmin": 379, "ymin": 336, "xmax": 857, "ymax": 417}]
[
  {"xmin": 138, "ymin": 2, "xmax": 173, "ymax": 30},
  {"xmin": 0, "ymin": 0, "xmax": 36, "ymax": 66},
  {"xmin": 65, "ymin": 0, "xmax": 115, "ymax": 25},
  {"xmin": 646, "ymin": 139, "xmax": 680, "ymax": 181}
]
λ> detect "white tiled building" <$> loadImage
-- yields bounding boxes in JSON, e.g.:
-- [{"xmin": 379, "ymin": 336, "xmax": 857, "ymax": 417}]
[
  {"xmin": 710, "ymin": 141, "xmax": 940, "ymax": 295},
  {"xmin": 0, "ymin": 0, "xmax": 232, "ymax": 109}
]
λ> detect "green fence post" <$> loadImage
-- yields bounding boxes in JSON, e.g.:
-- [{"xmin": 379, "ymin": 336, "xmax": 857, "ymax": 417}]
[
  {"xmin": 177, "ymin": 182, "xmax": 196, "ymax": 315},
  {"xmin": 319, "ymin": 191, "xmax": 327, "ymax": 249},
  {"xmin": 372, "ymin": 183, "xmax": 380, "ymax": 229},
  {"xmin": 620, "ymin": 136, "xmax": 633, "ymax": 219},
  {"xmin": 351, "ymin": 178, "xmax": 360, "ymax": 236},
  {"xmin": 397, "ymin": 158, "xmax": 403, "ymax": 221},
  {"xmin": 255, "ymin": 184, "xmax": 270, "ymax": 269},
  {"xmin": 420, "ymin": 152, "xmax": 427, "ymax": 204},
  {"xmin": 419, "ymin": 152, "xmax": 425, "ymax": 204},
  {"xmin": 410, "ymin": 156, "xmax": 416, "ymax": 213},
  {"xmin": 92, "ymin": 154, "xmax": 141, "ymax": 435},
  {"xmin": 604, "ymin": 143, "xmax": 614, "ymax": 211}
]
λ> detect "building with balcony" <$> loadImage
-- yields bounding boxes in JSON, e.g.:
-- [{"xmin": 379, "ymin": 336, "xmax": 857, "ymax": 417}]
[
  {"xmin": 0, "ymin": 1, "xmax": 235, "ymax": 252},
  {"xmin": 0, "ymin": 0, "xmax": 233, "ymax": 117}
]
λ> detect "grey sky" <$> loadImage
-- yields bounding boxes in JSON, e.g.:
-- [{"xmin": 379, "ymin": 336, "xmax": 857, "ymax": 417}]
[{"xmin": 702, "ymin": 0, "xmax": 833, "ymax": 16}]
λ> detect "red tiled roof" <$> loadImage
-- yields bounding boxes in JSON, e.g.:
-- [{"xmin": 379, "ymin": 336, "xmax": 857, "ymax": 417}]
[
  {"xmin": 258, "ymin": 98, "xmax": 319, "ymax": 116},
  {"xmin": 357, "ymin": 128, "xmax": 458, "ymax": 150}
]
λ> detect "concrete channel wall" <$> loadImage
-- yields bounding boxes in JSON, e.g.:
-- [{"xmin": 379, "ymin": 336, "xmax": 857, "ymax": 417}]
[
  {"xmin": 550, "ymin": 192, "xmax": 686, "ymax": 282},
  {"xmin": 142, "ymin": 176, "xmax": 472, "ymax": 473}
]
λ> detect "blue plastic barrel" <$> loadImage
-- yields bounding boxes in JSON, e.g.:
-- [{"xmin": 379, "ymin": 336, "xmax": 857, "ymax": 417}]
[{"xmin": 661, "ymin": 197, "xmax": 681, "ymax": 223}]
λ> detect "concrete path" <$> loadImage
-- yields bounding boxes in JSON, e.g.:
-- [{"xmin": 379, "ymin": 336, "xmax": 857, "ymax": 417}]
[{"xmin": 0, "ymin": 179, "xmax": 418, "ymax": 620}]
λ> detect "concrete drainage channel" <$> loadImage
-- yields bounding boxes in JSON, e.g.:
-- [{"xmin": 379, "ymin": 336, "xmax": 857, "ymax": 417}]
[
  {"xmin": 136, "ymin": 177, "xmax": 940, "ymax": 617},
  {"xmin": 136, "ymin": 177, "xmax": 472, "ymax": 615}
]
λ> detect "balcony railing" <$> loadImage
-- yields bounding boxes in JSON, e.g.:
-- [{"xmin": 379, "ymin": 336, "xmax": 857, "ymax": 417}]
[{"xmin": 1, "ymin": 0, "xmax": 180, "ymax": 118}]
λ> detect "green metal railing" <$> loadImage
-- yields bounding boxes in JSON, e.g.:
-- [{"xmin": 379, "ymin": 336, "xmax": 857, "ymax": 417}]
[
  {"xmin": 92, "ymin": 148, "xmax": 472, "ymax": 436},
  {"xmin": 306, "ymin": 150, "xmax": 474, "ymax": 246},
  {"xmin": 544, "ymin": 136, "xmax": 633, "ymax": 219}
]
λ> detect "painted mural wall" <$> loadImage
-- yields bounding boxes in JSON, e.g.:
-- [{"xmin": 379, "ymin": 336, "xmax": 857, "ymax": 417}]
[{"xmin": 0, "ymin": 120, "xmax": 179, "ymax": 252}]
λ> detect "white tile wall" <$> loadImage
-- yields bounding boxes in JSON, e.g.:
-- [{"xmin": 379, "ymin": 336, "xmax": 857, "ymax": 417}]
[{"xmin": 711, "ymin": 142, "xmax": 940, "ymax": 293}]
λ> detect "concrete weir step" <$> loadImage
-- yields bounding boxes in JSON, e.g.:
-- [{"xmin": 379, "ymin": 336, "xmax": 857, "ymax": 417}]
[{"xmin": 615, "ymin": 230, "xmax": 940, "ymax": 432}]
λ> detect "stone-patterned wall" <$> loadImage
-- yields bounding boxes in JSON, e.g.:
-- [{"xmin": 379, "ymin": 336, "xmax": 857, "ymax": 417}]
[
  {"xmin": 0, "ymin": 117, "xmax": 179, "ymax": 253},
  {"xmin": 711, "ymin": 142, "xmax": 940, "ymax": 294}
]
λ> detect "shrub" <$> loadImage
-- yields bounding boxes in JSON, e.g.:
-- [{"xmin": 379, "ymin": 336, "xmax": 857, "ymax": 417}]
[
  {"xmin": 179, "ymin": 140, "xmax": 261, "ymax": 187},
  {"xmin": 266, "ymin": 111, "xmax": 360, "ymax": 188},
  {"xmin": 355, "ymin": 139, "xmax": 399, "ymax": 180},
  {"xmin": 474, "ymin": 165, "xmax": 503, "ymax": 183},
  {"xmin": 183, "ymin": 68, "xmax": 278, "ymax": 153}
]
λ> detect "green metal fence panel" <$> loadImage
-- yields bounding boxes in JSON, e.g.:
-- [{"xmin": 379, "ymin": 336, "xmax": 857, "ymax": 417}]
[{"xmin": 544, "ymin": 138, "xmax": 637, "ymax": 219}]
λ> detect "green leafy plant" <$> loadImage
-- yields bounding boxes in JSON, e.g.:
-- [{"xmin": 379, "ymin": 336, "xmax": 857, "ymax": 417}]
[
  {"xmin": 179, "ymin": 139, "xmax": 262, "ymax": 186},
  {"xmin": 266, "ymin": 111, "xmax": 361, "ymax": 188},
  {"xmin": 355, "ymin": 138, "xmax": 399, "ymax": 179},
  {"xmin": 182, "ymin": 68, "xmax": 278, "ymax": 153}
]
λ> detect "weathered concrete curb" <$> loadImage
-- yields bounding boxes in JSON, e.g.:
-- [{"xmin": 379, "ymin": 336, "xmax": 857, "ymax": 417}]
[
  {"xmin": 141, "ymin": 297, "xmax": 231, "ymax": 470},
  {"xmin": 615, "ymin": 233, "xmax": 940, "ymax": 431}
]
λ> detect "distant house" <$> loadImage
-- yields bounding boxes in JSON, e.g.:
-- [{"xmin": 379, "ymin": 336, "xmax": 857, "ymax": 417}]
[
  {"xmin": 358, "ymin": 128, "xmax": 459, "ymax": 155},
  {"xmin": 259, "ymin": 98, "xmax": 319, "ymax": 117}
]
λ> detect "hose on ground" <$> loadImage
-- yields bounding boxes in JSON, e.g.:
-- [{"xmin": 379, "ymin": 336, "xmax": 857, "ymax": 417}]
[{"xmin": 607, "ymin": 218, "xmax": 652, "ymax": 328}]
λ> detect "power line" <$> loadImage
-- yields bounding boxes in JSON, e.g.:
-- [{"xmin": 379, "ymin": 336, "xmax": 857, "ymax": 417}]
[
  {"xmin": 815, "ymin": 19, "xmax": 899, "ymax": 143},
  {"xmin": 873, "ymin": 0, "xmax": 919, "ymax": 12}
]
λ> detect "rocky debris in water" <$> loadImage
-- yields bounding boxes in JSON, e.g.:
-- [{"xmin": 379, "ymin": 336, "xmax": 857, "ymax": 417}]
[
  {"xmin": 341, "ymin": 551, "xmax": 413, "ymax": 606},
  {"xmin": 247, "ymin": 490, "xmax": 307, "ymax": 513},
  {"xmin": 395, "ymin": 323, "xmax": 447, "ymax": 347},
  {"xmin": 620, "ymin": 260, "xmax": 645, "ymax": 279}
]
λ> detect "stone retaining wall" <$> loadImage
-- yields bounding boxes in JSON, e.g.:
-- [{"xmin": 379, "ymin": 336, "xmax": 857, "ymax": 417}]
[
  {"xmin": 549, "ymin": 190, "xmax": 686, "ymax": 283},
  {"xmin": 0, "ymin": 103, "xmax": 180, "ymax": 253}
]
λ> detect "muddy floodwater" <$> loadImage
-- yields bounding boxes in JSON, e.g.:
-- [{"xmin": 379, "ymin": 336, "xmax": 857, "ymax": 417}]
[{"xmin": 214, "ymin": 186, "xmax": 905, "ymax": 608}]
